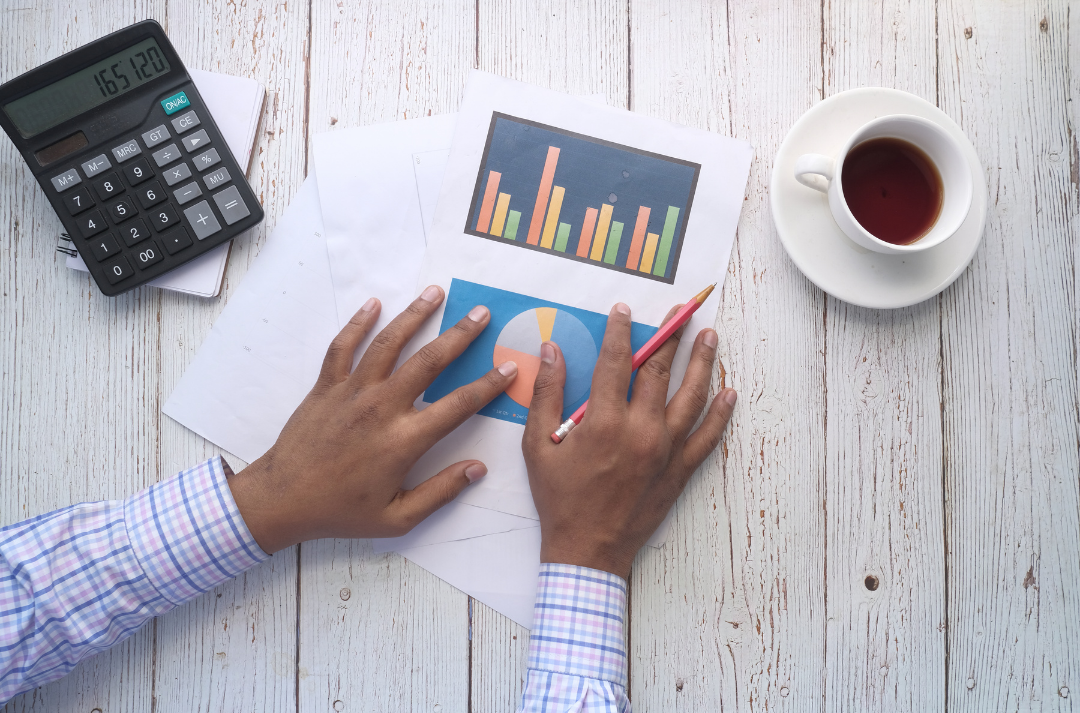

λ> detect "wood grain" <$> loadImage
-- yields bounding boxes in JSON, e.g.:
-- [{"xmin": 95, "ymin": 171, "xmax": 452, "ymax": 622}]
[
  {"xmin": 626, "ymin": 1, "xmax": 827, "ymax": 711},
  {"xmin": 821, "ymin": 1, "xmax": 947, "ymax": 710},
  {"xmin": 300, "ymin": 2, "xmax": 476, "ymax": 711},
  {"xmin": 937, "ymin": 1, "xmax": 1080, "ymax": 710}
]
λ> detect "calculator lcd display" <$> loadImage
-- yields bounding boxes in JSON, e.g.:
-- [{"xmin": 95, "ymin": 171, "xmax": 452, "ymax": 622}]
[{"xmin": 2, "ymin": 38, "xmax": 171, "ymax": 139}]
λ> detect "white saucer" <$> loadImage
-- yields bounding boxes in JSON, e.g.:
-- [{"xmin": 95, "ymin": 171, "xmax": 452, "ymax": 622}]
[{"xmin": 770, "ymin": 88, "xmax": 987, "ymax": 309}]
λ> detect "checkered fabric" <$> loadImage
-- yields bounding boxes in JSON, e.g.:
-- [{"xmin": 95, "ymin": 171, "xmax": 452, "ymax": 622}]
[
  {"xmin": 0, "ymin": 457, "xmax": 267, "ymax": 702},
  {"xmin": 519, "ymin": 563, "xmax": 630, "ymax": 712}
]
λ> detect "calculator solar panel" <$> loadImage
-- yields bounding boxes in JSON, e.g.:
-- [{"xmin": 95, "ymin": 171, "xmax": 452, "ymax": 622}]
[{"xmin": 0, "ymin": 20, "xmax": 263, "ymax": 296}]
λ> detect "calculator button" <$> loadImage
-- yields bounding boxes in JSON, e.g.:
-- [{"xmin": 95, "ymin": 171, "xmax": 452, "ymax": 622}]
[
  {"xmin": 174, "ymin": 181, "xmax": 203, "ymax": 205},
  {"xmin": 80, "ymin": 154, "xmax": 112, "ymax": 178},
  {"xmin": 183, "ymin": 201, "xmax": 222, "ymax": 240},
  {"xmin": 133, "ymin": 241, "xmax": 165, "ymax": 270},
  {"xmin": 93, "ymin": 172, "xmax": 124, "ymax": 200},
  {"xmin": 110, "ymin": 140, "xmax": 141, "ymax": 164},
  {"xmin": 64, "ymin": 187, "xmax": 93, "ymax": 215},
  {"xmin": 49, "ymin": 168, "xmax": 81, "ymax": 193},
  {"xmin": 141, "ymin": 124, "xmax": 170, "ymax": 148},
  {"xmin": 121, "ymin": 218, "xmax": 151, "ymax": 247},
  {"xmin": 150, "ymin": 204, "xmax": 180, "ymax": 232},
  {"xmin": 89, "ymin": 233, "xmax": 120, "ymax": 262},
  {"xmin": 103, "ymin": 255, "xmax": 134, "ymax": 285},
  {"xmin": 109, "ymin": 197, "xmax": 138, "ymax": 223},
  {"xmin": 161, "ymin": 91, "xmax": 191, "ymax": 116},
  {"xmin": 181, "ymin": 129, "xmax": 210, "ymax": 153},
  {"xmin": 152, "ymin": 143, "xmax": 181, "ymax": 168},
  {"xmin": 161, "ymin": 226, "xmax": 193, "ymax": 255},
  {"xmin": 192, "ymin": 148, "xmax": 221, "ymax": 172},
  {"xmin": 135, "ymin": 181, "xmax": 166, "ymax": 209},
  {"xmin": 171, "ymin": 109, "xmax": 201, "ymax": 133},
  {"xmin": 203, "ymin": 167, "xmax": 231, "ymax": 190},
  {"xmin": 123, "ymin": 157, "xmax": 154, "ymax": 186},
  {"xmin": 163, "ymin": 162, "xmax": 192, "ymax": 187},
  {"xmin": 76, "ymin": 210, "xmax": 107, "ymax": 238},
  {"xmin": 212, "ymin": 186, "xmax": 251, "ymax": 225}
]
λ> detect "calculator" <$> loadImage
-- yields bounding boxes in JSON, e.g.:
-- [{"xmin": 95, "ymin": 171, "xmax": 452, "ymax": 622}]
[{"xmin": 0, "ymin": 20, "xmax": 263, "ymax": 296}]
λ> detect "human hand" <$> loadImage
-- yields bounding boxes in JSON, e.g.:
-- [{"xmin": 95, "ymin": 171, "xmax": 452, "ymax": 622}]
[
  {"xmin": 522, "ymin": 303, "xmax": 736, "ymax": 580},
  {"xmin": 228, "ymin": 286, "xmax": 518, "ymax": 553}
]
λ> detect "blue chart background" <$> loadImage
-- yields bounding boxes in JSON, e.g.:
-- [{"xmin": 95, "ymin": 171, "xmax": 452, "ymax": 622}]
[
  {"xmin": 467, "ymin": 114, "xmax": 699, "ymax": 282},
  {"xmin": 424, "ymin": 279, "xmax": 659, "ymax": 426}
]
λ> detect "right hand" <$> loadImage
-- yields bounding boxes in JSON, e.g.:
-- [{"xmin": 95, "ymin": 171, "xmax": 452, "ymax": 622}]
[{"xmin": 522, "ymin": 302, "xmax": 736, "ymax": 580}]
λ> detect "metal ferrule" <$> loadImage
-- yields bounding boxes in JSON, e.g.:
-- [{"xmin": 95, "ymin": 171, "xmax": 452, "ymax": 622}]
[{"xmin": 553, "ymin": 418, "xmax": 577, "ymax": 443}]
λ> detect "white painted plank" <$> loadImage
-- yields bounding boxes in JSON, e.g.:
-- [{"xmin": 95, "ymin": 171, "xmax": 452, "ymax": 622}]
[
  {"xmin": 626, "ymin": 1, "xmax": 827, "ymax": 711},
  {"xmin": 471, "ymin": 3, "xmax": 630, "ymax": 708},
  {"xmin": 822, "ymin": 1, "xmax": 947, "ymax": 710},
  {"xmin": 0, "ymin": 3, "xmax": 166, "ymax": 712},
  {"xmin": 150, "ymin": 2, "xmax": 311, "ymax": 711},
  {"xmin": 937, "ymin": 1, "xmax": 1080, "ymax": 710},
  {"xmin": 300, "ymin": 2, "xmax": 475, "ymax": 711}
]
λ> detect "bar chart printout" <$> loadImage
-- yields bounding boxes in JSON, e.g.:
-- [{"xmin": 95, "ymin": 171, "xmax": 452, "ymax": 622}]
[{"xmin": 465, "ymin": 113, "xmax": 701, "ymax": 283}]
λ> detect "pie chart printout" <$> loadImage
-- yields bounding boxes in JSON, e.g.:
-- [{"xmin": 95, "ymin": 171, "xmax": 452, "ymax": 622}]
[
  {"xmin": 424, "ymin": 279, "xmax": 658, "ymax": 426},
  {"xmin": 492, "ymin": 308, "xmax": 597, "ymax": 409}
]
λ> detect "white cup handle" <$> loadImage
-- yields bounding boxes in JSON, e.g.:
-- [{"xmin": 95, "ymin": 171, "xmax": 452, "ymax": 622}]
[{"xmin": 794, "ymin": 154, "xmax": 835, "ymax": 193}]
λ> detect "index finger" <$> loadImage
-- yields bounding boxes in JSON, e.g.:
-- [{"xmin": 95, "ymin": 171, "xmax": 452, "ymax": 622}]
[{"xmin": 589, "ymin": 302, "xmax": 634, "ymax": 411}]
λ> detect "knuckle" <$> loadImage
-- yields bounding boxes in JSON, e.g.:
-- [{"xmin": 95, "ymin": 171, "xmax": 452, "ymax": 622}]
[
  {"xmin": 451, "ymin": 318, "xmax": 477, "ymax": 337},
  {"xmin": 405, "ymin": 300, "xmax": 430, "ymax": 318},
  {"xmin": 451, "ymin": 388, "xmax": 483, "ymax": 418},
  {"xmin": 603, "ymin": 339, "xmax": 632, "ymax": 363},
  {"xmin": 685, "ymin": 384, "xmax": 709, "ymax": 415},
  {"xmin": 639, "ymin": 358, "xmax": 671, "ymax": 383},
  {"xmin": 532, "ymin": 368, "xmax": 562, "ymax": 395},
  {"xmin": 413, "ymin": 343, "xmax": 447, "ymax": 373}
]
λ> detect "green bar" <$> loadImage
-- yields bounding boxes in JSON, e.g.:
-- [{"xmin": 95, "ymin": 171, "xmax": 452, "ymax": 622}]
[
  {"xmin": 603, "ymin": 221, "xmax": 624, "ymax": 264},
  {"xmin": 653, "ymin": 206, "xmax": 680, "ymax": 276},
  {"xmin": 554, "ymin": 222, "xmax": 571, "ymax": 252},
  {"xmin": 504, "ymin": 210, "xmax": 521, "ymax": 240}
]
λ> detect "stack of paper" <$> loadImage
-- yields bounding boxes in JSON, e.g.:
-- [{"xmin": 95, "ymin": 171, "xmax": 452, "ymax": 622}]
[
  {"xmin": 68, "ymin": 69, "xmax": 265, "ymax": 297},
  {"xmin": 165, "ymin": 71, "xmax": 753, "ymax": 628}
]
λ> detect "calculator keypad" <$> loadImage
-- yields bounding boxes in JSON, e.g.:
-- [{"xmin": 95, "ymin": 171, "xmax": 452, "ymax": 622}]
[{"xmin": 44, "ymin": 92, "xmax": 259, "ymax": 294}]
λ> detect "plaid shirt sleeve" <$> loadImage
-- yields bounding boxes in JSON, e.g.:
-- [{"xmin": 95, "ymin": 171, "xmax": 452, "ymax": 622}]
[
  {"xmin": 518, "ymin": 563, "xmax": 630, "ymax": 712},
  {"xmin": 0, "ymin": 457, "xmax": 268, "ymax": 703}
]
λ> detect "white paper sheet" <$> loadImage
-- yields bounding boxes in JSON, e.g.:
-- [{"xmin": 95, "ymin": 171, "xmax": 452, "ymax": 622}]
[
  {"xmin": 401, "ymin": 71, "xmax": 754, "ymax": 526},
  {"xmin": 68, "ymin": 68, "xmax": 265, "ymax": 297}
]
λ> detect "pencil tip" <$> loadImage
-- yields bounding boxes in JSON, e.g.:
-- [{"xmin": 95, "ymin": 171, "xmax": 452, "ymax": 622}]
[{"xmin": 695, "ymin": 283, "xmax": 716, "ymax": 304}]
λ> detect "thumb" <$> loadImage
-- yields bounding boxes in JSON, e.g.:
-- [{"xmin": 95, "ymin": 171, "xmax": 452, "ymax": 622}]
[
  {"xmin": 389, "ymin": 460, "xmax": 487, "ymax": 533},
  {"xmin": 523, "ymin": 341, "xmax": 566, "ymax": 449}
]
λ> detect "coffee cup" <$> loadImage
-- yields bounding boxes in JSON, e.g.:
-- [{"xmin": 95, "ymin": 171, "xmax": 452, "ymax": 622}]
[{"xmin": 793, "ymin": 114, "xmax": 972, "ymax": 254}]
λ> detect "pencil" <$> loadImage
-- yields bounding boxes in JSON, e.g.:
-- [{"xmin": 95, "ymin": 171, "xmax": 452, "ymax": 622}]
[{"xmin": 551, "ymin": 283, "xmax": 716, "ymax": 444}]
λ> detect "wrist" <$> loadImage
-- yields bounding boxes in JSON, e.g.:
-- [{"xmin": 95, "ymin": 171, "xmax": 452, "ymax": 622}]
[
  {"xmin": 227, "ymin": 452, "xmax": 304, "ymax": 554},
  {"xmin": 540, "ymin": 536, "xmax": 636, "ymax": 580}
]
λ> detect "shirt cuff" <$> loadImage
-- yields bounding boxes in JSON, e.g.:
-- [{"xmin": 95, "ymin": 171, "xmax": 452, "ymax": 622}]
[
  {"xmin": 124, "ymin": 457, "xmax": 269, "ymax": 604},
  {"xmin": 527, "ymin": 563, "xmax": 628, "ymax": 689}
]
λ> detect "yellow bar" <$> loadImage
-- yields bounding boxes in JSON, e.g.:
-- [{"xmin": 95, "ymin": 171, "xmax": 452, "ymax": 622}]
[
  {"xmin": 490, "ymin": 193, "xmax": 512, "ymax": 237},
  {"xmin": 540, "ymin": 186, "xmax": 565, "ymax": 249},
  {"xmin": 589, "ymin": 204, "xmax": 614, "ymax": 261},
  {"xmin": 640, "ymin": 232, "xmax": 660, "ymax": 273}
]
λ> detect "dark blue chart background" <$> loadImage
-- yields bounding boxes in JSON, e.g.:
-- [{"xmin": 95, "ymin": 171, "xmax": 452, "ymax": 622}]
[{"xmin": 465, "ymin": 113, "xmax": 700, "ymax": 283}]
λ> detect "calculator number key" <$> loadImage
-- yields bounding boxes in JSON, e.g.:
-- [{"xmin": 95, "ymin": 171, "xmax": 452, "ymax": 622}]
[
  {"xmin": 93, "ymin": 172, "xmax": 123, "ymax": 200},
  {"xmin": 134, "ymin": 242, "xmax": 164, "ymax": 270},
  {"xmin": 150, "ymin": 204, "xmax": 179, "ymax": 232},
  {"xmin": 76, "ymin": 210, "xmax": 108, "ymax": 238},
  {"xmin": 123, "ymin": 157, "xmax": 154, "ymax": 185},
  {"xmin": 89, "ymin": 233, "xmax": 120, "ymax": 262},
  {"xmin": 161, "ymin": 227, "xmax": 193, "ymax": 255},
  {"xmin": 64, "ymin": 187, "xmax": 94, "ymax": 215},
  {"xmin": 103, "ymin": 255, "xmax": 134, "ymax": 285},
  {"xmin": 121, "ymin": 219, "xmax": 151, "ymax": 248},
  {"xmin": 109, "ymin": 197, "xmax": 138, "ymax": 223},
  {"xmin": 135, "ymin": 181, "xmax": 166, "ymax": 209}
]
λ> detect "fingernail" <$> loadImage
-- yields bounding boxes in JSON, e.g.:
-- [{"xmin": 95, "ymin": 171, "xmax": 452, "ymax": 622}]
[
  {"xmin": 420, "ymin": 285, "xmax": 442, "ymax": 302},
  {"xmin": 360, "ymin": 297, "xmax": 378, "ymax": 312},
  {"xmin": 724, "ymin": 389, "xmax": 738, "ymax": 406},
  {"xmin": 497, "ymin": 360, "xmax": 518, "ymax": 377},
  {"xmin": 702, "ymin": 329, "xmax": 718, "ymax": 348},
  {"xmin": 613, "ymin": 302, "xmax": 630, "ymax": 316},
  {"xmin": 465, "ymin": 463, "xmax": 487, "ymax": 482},
  {"xmin": 540, "ymin": 342, "xmax": 556, "ymax": 364},
  {"xmin": 468, "ymin": 305, "xmax": 489, "ymax": 322}
]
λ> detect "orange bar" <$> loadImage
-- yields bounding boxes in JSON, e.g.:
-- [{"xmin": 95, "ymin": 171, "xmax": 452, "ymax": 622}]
[
  {"xmin": 625, "ymin": 206, "xmax": 651, "ymax": 270},
  {"xmin": 475, "ymin": 171, "xmax": 502, "ymax": 233},
  {"xmin": 640, "ymin": 232, "xmax": 660, "ymax": 273},
  {"xmin": 526, "ymin": 147, "xmax": 561, "ymax": 245},
  {"xmin": 576, "ymin": 207, "xmax": 599, "ymax": 257}
]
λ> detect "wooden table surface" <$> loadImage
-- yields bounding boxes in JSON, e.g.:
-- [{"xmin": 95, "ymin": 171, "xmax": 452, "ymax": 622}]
[{"xmin": 2, "ymin": 1, "xmax": 1078, "ymax": 711}]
